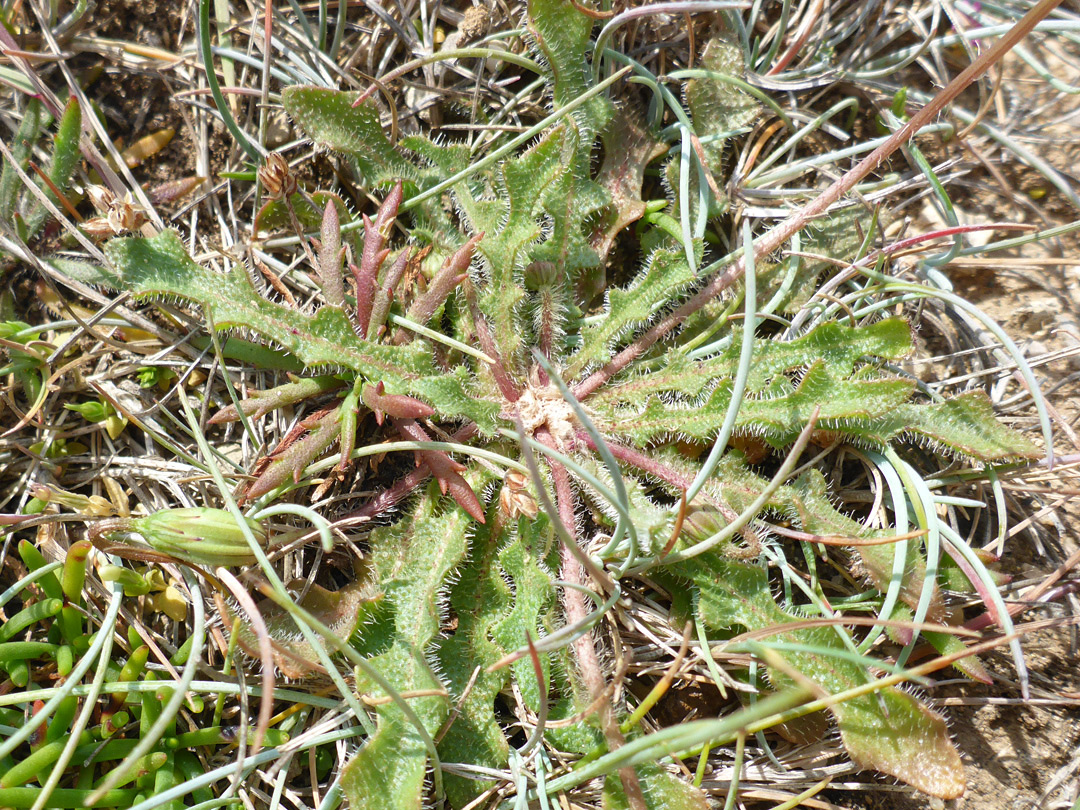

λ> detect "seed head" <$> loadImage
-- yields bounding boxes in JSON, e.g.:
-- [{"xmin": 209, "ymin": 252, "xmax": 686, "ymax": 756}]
[
  {"xmin": 83, "ymin": 186, "xmax": 148, "ymax": 239},
  {"xmin": 259, "ymin": 153, "xmax": 297, "ymax": 200},
  {"xmin": 499, "ymin": 469, "xmax": 538, "ymax": 520}
]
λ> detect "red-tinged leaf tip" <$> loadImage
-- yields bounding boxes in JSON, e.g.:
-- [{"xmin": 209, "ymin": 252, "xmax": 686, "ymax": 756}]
[
  {"xmin": 378, "ymin": 181, "xmax": 404, "ymax": 227},
  {"xmin": 207, "ymin": 406, "xmax": 238, "ymax": 425},
  {"xmin": 446, "ymin": 471, "xmax": 486, "ymax": 523},
  {"xmin": 362, "ymin": 384, "xmax": 435, "ymax": 421},
  {"xmin": 954, "ymin": 654, "xmax": 994, "ymax": 685}
]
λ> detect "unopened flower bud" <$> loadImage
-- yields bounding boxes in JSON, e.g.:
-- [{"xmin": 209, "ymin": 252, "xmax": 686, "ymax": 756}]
[
  {"xmin": 131, "ymin": 508, "xmax": 267, "ymax": 567},
  {"xmin": 682, "ymin": 497, "xmax": 726, "ymax": 542}
]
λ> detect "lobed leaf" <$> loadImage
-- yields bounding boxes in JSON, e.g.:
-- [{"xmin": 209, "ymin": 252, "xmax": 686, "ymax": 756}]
[
  {"xmin": 435, "ymin": 519, "xmax": 554, "ymax": 805},
  {"xmin": 674, "ymin": 456, "xmax": 944, "ymax": 628},
  {"xmin": 685, "ymin": 39, "xmax": 759, "ymax": 172},
  {"xmin": 569, "ymin": 247, "xmax": 695, "ymax": 378},
  {"xmin": 343, "ymin": 480, "xmax": 487, "ymax": 810},
  {"xmin": 588, "ymin": 317, "xmax": 915, "ymax": 407},
  {"xmin": 101, "ymin": 230, "xmax": 498, "ymax": 429},
  {"xmin": 787, "ymin": 470, "xmax": 945, "ymax": 622},
  {"xmin": 598, "ymin": 361, "xmax": 915, "ymax": 446},
  {"xmin": 890, "ymin": 391, "xmax": 1041, "ymax": 461},
  {"xmin": 526, "ymin": 0, "xmax": 595, "ymax": 111},
  {"xmin": 588, "ymin": 106, "xmax": 666, "ymax": 295},
  {"xmin": 527, "ymin": 132, "xmax": 610, "ymax": 294},
  {"xmin": 281, "ymin": 87, "xmax": 414, "ymax": 186},
  {"xmin": 676, "ymin": 552, "xmax": 965, "ymax": 799},
  {"xmin": 227, "ymin": 579, "xmax": 381, "ymax": 678},
  {"xmin": 461, "ymin": 132, "xmax": 565, "ymax": 365}
]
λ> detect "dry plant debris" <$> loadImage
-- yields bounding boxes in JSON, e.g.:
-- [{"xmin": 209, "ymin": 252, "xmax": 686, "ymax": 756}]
[{"xmin": 1, "ymin": 1, "xmax": 1079, "ymax": 809}]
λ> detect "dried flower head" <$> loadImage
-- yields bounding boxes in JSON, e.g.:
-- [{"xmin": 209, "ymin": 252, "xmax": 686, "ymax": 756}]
[
  {"xmin": 82, "ymin": 186, "xmax": 148, "ymax": 239},
  {"xmin": 499, "ymin": 469, "xmax": 538, "ymax": 520},
  {"xmin": 459, "ymin": 4, "xmax": 490, "ymax": 42},
  {"xmin": 259, "ymin": 153, "xmax": 297, "ymax": 200}
]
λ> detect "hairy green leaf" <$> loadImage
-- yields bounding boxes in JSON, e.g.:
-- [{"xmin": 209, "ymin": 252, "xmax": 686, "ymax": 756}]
[
  {"xmin": 282, "ymin": 87, "xmax": 414, "ymax": 186},
  {"xmin": 459, "ymin": 132, "xmax": 565, "ymax": 364},
  {"xmin": 435, "ymin": 519, "xmax": 554, "ymax": 805},
  {"xmin": 890, "ymin": 391, "xmax": 1041, "ymax": 461},
  {"xmin": 343, "ymin": 482, "xmax": 485, "ymax": 810},
  {"xmin": 527, "ymin": 0, "xmax": 594, "ymax": 111},
  {"xmin": 569, "ymin": 247, "xmax": 695, "ymax": 377},
  {"xmin": 101, "ymin": 230, "xmax": 498, "ymax": 429},
  {"xmin": 679, "ymin": 553, "xmax": 965, "ymax": 799},
  {"xmin": 0, "ymin": 98, "xmax": 45, "ymax": 221},
  {"xmin": 679, "ymin": 458, "xmax": 944, "ymax": 626},
  {"xmin": 685, "ymin": 39, "xmax": 759, "ymax": 172},
  {"xmin": 25, "ymin": 97, "xmax": 82, "ymax": 238},
  {"xmin": 228, "ymin": 579, "xmax": 381, "ymax": 678},
  {"xmin": 589, "ymin": 318, "xmax": 914, "ymax": 407},
  {"xmin": 599, "ymin": 361, "xmax": 915, "ymax": 446},
  {"xmin": 602, "ymin": 762, "xmax": 709, "ymax": 810}
]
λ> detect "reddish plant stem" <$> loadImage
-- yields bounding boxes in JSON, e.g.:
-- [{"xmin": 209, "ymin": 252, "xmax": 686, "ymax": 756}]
[
  {"xmin": 882, "ymin": 223, "xmax": 1034, "ymax": 256},
  {"xmin": 401, "ymin": 234, "xmax": 481, "ymax": 336},
  {"xmin": 943, "ymin": 538, "xmax": 1002, "ymax": 627},
  {"xmin": 535, "ymin": 282, "xmax": 561, "ymax": 385},
  {"xmin": 339, "ymin": 424, "xmax": 478, "ymax": 524},
  {"xmin": 965, "ymin": 545, "xmax": 1080, "ymax": 632},
  {"xmin": 361, "ymin": 382, "xmax": 435, "ymax": 424},
  {"xmin": 354, "ymin": 182, "xmax": 404, "ymax": 334},
  {"xmin": 351, "ymin": 234, "xmax": 387, "ymax": 337},
  {"xmin": 368, "ymin": 248, "xmax": 410, "ymax": 339},
  {"xmin": 573, "ymin": 0, "xmax": 1065, "ymax": 401},
  {"xmin": 577, "ymin": 431, "xmax": 692, "ymax": 490},
  {"xmin": 462, "ymin": 280, "xmax": 521, "ymax": 402},
  {"xmin": 395, "ymin": 418, "xmax": 485, "ymax": 522},
  {"xmin": 542, "ymin": 431, "xmax": 646, "ymax": 810},
  {"xmin": 765, "ymin": 0, "xmax": 824, "ymax": 76},
  {"xmin": 341, "ymin": 463, "xmax": 433, "ymax": 525}
]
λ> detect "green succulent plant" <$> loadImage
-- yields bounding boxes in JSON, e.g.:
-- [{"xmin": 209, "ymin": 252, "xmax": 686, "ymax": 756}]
[{"xmin": 33, "ymin": 0, "xmax": 1046, "ymax": 807}]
